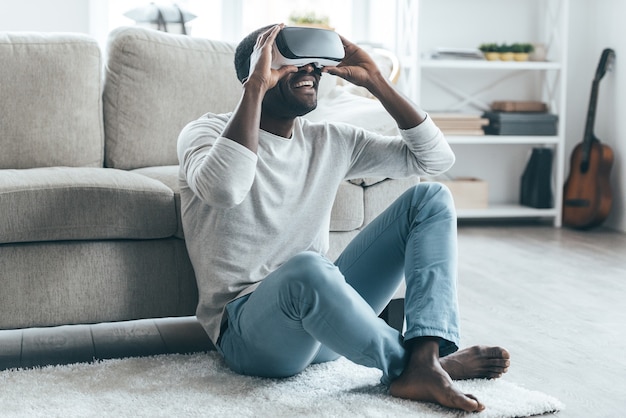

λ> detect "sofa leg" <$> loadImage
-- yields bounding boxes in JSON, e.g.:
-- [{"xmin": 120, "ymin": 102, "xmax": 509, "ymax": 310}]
[{"xmin": 379, "ymin": 298, "xmax": 404, "ymax": 332}]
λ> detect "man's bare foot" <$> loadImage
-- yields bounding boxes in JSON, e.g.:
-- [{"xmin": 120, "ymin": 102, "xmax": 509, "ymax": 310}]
[
  {"xmin": 389, "ymin": 338, "xmax": 485, "ymax": 412},
  {"xmin": 440, "ymin": 345, "xmax": 510, "ymax": 380}
]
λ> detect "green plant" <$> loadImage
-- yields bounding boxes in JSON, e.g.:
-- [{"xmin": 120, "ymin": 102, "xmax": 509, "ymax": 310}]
[
  {"xmin": 478, "ymin": 43, "xmax": 499, "ymax": 53},
  {"xmin": 497, "ymin": 43, "xmax": 512, "ymax": 53},
  {"xmin": 288, "ymin": 11, "xmax": 330, "ymax": 26},
  {"xmin": 511, "ymin": 43, "xmax": 523, "ymax": 53},
  {"xmin": 511, "ymin": 43, "xmax": 534, "ymax": 53}
]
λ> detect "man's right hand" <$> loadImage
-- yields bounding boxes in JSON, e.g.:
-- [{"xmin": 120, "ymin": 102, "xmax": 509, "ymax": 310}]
[
  {"xmin": 246, "ymin": 24, "xmax": 297, "ymax": 93},
  {"xmin": 221, "ymin": 24, "xmax": 296, "ymax": 153}
]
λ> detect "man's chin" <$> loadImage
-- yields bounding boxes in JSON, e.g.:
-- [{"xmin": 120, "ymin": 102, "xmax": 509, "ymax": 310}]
[
  {"xmin": 262, "ymin": 89, "xmax": 318, "ymax": 118},
  {"xmin": 296, "ymin": 102, "xmax": 317, "ymax": 117}
]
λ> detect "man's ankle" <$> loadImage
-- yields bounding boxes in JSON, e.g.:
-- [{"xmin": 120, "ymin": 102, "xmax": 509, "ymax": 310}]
[{"xmin": 406, "ymin": 336, "xmax": 441, "ymax": 364}]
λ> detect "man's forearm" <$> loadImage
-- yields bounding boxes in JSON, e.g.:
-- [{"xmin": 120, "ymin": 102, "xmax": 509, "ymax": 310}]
[
  {"xmin": 367, "ymin": 73, "xmax": 427, "ymax": 130},
  {"xmin": 222, "ymin": 79, "xmax": 267, "ymax": 154}
]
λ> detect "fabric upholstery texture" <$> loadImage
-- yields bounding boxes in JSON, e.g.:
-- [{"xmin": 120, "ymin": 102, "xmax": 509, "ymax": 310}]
[
  {"xmin": 0, "ymin": 167, "xmax": 177, "ymax": 243},
  {"xmin": 0, "ymin": 239, "xmax": 197, "ymax": 329},
  {"xmin": 103, "ymin": 27, "xmax": 242, "ymax": 169},
  {"xmin": 329, "ymin": 181, "xmax": 364, "ymax": 232},
  {"xmin": 131, "ymin": 165, "xmax": 184, "ymax": 238},
  {"xmin": 363, "ymin": 176, "xmax": 420, "ymax": 226},
  {"xmin": 0, "ymin": 32, "xmax": 104, "ymax": 169}
]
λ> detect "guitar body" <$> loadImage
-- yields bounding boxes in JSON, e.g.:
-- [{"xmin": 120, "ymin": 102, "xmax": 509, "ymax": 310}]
[
  {"xmin": 562, "ymin": 139, "xmax": 614, "ymax": 229},
  {"xmin": 562, "ymin": 48, "xmax": 616, "ymax": 229}
]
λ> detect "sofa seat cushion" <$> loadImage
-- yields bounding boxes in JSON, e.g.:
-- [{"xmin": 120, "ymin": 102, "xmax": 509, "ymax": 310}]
[
  {"xmin": 330, "ymin": 181, "xmax": 364, "ymax": 232},
  {"xmin": 131, "ymin": 165, "xmax": 184, "ymax": 239},
  {"xmin": 0, "ymin": 167, "xmax": 177, "ymax": 244}
]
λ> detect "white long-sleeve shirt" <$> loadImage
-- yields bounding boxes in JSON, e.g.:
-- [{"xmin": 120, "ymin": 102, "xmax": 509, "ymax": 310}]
[{"xmin": 177, "ymin": 113, "xmax": 454, "ymax": 344}]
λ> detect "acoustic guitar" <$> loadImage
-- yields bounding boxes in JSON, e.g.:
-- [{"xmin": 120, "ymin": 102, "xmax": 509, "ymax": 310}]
[{"xmin": 562, "ymin": 48, "xmax": 615, "ymax": 229}]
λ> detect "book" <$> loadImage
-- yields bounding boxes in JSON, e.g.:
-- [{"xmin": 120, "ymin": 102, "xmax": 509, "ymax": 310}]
[
  {"xmin": 429, "ymin": 47, "xmax": 485, "ymax": 60},
  {"xmin": 482, "ymin": 111, "xmax": 558, "ymax": 135},
  {"xmin": 491, "ymin": 101, "xmax": 548, "ymax": 112},
  {"xmin": 430, "ymin": 112, "xmax": 489, "ymax": 135}
]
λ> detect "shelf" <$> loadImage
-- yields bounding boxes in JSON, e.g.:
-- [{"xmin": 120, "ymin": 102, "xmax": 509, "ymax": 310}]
[
  {"xmin": 420, "ymin": 59, "xmax": 562, "ymax": 71},
  {"xmin": 457, "ymin": 204, "xmax": 558, "ymax": 219},
  {"xmin": 413, "ymin": 0, "xmax": 569, "ymax": 227},
  {"xmin": 445, "ymin": 135, "xmax": 560, "ymax": 145}
]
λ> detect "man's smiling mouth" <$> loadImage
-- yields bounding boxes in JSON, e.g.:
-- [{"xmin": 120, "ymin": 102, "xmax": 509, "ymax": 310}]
[{"xmin": 293, "ymin": 80, "xmax": 315, "ymax": 89}]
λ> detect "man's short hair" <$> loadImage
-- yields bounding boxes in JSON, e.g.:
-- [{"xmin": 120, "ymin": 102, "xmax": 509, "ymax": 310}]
[{"xmin": 234, "ymin": 24, "xmax": 275, "ymax": 83}]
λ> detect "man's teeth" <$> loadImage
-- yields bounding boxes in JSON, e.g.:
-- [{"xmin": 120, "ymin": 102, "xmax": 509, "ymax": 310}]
[{"xmin": 294, "ymin": 80, "xmax": 314, "ymax": 88}]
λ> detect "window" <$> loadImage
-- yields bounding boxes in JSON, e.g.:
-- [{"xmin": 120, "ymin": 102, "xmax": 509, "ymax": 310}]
[
  {"xmin": 104, "ymin": 0, "xmax": 222, "ymax": 41},
  {"xmin": 100, "ymin": 0, "xmax": 396, "ymax": 49}
]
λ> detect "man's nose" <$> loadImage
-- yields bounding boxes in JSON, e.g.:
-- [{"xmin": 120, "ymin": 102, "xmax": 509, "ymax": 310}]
[{"xmin": 298, "ymin": 63, "xmax": 316, "ymax": 73}]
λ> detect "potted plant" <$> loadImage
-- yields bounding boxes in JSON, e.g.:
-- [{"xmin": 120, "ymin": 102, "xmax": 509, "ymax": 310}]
[
  {"xmin": 511, "ymin": 43, "xmax": 534, "ymax": 61},
  {"xmin": 498, "ymin": 43, "xmax": 514, "ymax": 61},
  {"xmin": 288, "ymin": 11, "xmax": 332, "ymax": 30},
  {"xmin": 479, "ymin": 43, "xmax": 500, "ymax": 61}
]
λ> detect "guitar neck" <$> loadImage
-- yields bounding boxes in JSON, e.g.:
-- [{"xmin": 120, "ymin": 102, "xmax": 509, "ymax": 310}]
[{"xmin": 583, "ymin": 79, "xmax": 600, "ymax": 147}]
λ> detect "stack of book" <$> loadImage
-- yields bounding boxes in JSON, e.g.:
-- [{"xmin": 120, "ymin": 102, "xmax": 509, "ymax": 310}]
[
  {"xmin": 428, "ymin": 47, "xmax": 485, "ymax": 60},
  {"xmin": 482, "ymin": 102, "xmax": 557, "ymax": 135},
  {"xmin": 482, "ymin": 111, "xmax": 558, "ymax": 135},
  {"xmin": 429, "ymin": 113, "xmax": 489, "ymax": 136}
]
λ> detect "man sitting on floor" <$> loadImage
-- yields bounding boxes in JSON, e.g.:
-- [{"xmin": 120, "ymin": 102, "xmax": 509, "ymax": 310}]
[{"xmin": 177, "ymin": 23, "xmax": 510, "ymax": 412}]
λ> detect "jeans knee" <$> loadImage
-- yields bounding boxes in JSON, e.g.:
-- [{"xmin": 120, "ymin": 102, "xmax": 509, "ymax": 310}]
[
  {"xmin": 285, "ymin": 251, "xmax": 345, "ymax": 292},
  {"xmin": 410, "ymin": 182, "xmax": 456, "ymax": 218}
]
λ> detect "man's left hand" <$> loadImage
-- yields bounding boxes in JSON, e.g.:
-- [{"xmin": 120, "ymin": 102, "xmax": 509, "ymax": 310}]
[{"xmin": 322, "ymin": 36, "xmax": 385, "ymax": 92}]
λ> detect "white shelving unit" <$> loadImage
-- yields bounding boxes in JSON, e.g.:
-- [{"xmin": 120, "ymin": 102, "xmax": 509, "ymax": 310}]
[{"xmin": 402, "ymin": 0, "xmax": 569, "ymax": 226}]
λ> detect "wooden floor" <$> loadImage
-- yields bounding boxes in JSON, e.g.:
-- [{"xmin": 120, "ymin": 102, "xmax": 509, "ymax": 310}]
[{"xmin": 455, "ymin": 224, "xmax": 626, "ymax": 417}]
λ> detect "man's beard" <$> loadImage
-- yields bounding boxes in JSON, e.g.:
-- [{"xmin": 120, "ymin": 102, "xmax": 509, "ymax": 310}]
[{"xmin": 262, "ymin": 82, "xmax": 318, "ymax": 119}]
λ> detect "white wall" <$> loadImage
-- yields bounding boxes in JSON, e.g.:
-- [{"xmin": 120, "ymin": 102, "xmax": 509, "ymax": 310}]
[
  {"xmin": 0, "ymin": 0, "xmax": 90, "ymax": 33},
  {"xmin": 1, "ymin": 0, "xmax": 625, "ymax": 231},
  {"xmin": 565, "ymin": 0, "xmax": 625, "ymax": 231}
]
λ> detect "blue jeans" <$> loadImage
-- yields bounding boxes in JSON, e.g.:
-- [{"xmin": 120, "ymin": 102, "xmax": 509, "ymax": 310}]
[{"xmin": 216, "ymin": 183, "xmax": 460, "ymax": 385}]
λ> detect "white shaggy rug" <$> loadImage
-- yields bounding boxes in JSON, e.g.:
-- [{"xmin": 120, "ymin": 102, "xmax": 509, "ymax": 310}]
[{"xmin": 1, "ymin": 352, "xmax": 563, "ymax": 417}]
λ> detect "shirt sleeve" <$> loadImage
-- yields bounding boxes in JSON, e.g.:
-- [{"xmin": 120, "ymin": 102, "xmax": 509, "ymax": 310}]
[
  {"xmin": 400, "ymin": 114, "xmax": 456, "ymax": 175},
  {"xmin": 177, "ymin": 114, "xmax": 258, "ymax": 208},
  {"xmin": 343, "ymin": 114, "xmax": 455, "ymax": 180}
]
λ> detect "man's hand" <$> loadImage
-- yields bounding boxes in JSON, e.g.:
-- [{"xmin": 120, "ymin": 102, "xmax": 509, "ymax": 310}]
[
  {"xmin": 246, "ymin": 24, "xmax": 297, "ymax": 92},
  {"xmin": 324, "ymin": 35, "xmax": 426, "ymax": 130},
  {"xmin": 222, "ymin": 24, "xmax": 298, "ymax": 153},
  {"xmin": 322, "ymin": 36, "xmax": 385, "ymax": 93}
]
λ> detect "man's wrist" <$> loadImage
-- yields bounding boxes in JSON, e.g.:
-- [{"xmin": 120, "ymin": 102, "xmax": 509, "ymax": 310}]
[
  {"xmin": 365, "ymin": 72, "xmax": 391, "ymax": 98},
  {"xmin": 242, "ymin": 76, "xmax": 269, "ymax": 97}
]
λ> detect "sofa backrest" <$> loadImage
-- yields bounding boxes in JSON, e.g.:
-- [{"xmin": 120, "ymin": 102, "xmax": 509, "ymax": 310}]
[
  {"xmin": 103, "ymin": 27, "xmax": 243, "ymax": 170},
  {"xmin": 0, "ymin": 32, "xmax": 104, "ymax": 169}
]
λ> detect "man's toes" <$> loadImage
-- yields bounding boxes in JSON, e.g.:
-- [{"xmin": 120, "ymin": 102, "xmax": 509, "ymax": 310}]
[
  {"xmin": 449, "ymin": 392, "xmax": 484, "ymax": 412},
  {"xmin": 487, "ymin": 346, "xmax": 510, "ymax": 359},
  {"xmin": 488, "ymin": 357, "xmax": 510, "ymax": 370},
  {"xmin": 466, "ymin": 394, "xmax": 486, "ymax": 412}
]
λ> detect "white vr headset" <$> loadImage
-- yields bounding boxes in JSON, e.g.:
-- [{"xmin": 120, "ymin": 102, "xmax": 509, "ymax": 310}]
[{"xmin": 271, "ymin": 27, "xmax": 345, "ymax": 69}]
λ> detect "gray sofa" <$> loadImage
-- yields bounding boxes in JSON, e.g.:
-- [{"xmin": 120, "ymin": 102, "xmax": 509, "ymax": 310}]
[{"xmin": 0, "ymin": 27, "xmax": 416, "ymax": 370}]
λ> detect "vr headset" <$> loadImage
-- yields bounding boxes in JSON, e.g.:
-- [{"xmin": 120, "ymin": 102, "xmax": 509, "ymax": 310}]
[{"xmin": 271, "ymin": 27, "xmax": 344, "ymax": 69}]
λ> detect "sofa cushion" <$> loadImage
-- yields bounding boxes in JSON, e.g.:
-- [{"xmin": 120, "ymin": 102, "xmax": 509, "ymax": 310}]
[
  {"xmin": 330, "ymin": 181, "xmax": 364, "ymax": 232},
  {"xmin": 0, "ymin": 167, "xmax": 177, "ymax": 244},
  {"xmin": 0, "ymin": 32, "xmax": 103, "ymax": 169},
  {"xmin": 362, "ymin": 176, "xmax": 420, "ymax": 226},
  {"xmin": 132, "ymin": 165, "xmax": 184, "ymax": 239},
  {"xmin": 103, "ymin": 27, "xmax": 243, "ymax": 170}
]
